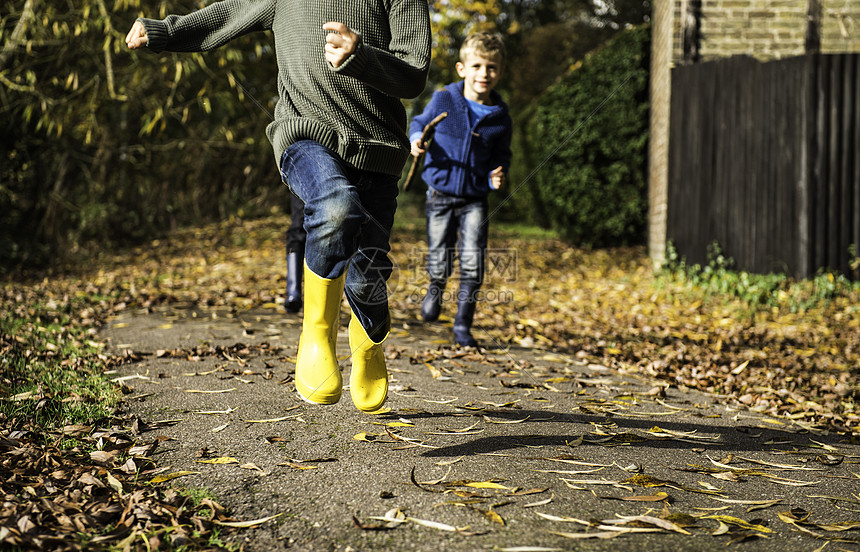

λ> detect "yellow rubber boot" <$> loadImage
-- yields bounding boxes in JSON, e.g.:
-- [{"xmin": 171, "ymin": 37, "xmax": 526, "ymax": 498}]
[
  {"xmin": 295, "ymin": 262, "xmax": 346, "ymax": 405},
  {"xmin": 348, "ymin": 314, "xmax": 389, "ymax": 412}
]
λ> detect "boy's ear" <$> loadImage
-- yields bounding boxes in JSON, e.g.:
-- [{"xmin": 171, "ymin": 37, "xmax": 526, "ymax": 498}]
[{"xmin": 455, "ymin": 61, "xmax": 466, "ymax": 78}]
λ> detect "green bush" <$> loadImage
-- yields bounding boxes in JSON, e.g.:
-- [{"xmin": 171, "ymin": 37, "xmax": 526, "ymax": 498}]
[
  {"xmin": 1, "ymin": 0, "xmax": 286, "ymax": 270},
  {"xmin": 526, "ymin": 25, "xmax": 650, "ymax": 247}
]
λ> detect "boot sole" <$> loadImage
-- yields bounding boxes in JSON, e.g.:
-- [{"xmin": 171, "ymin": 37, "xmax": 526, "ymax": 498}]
[{"xmin": 296, "ymin": 387, "xmax": 341, "ymax": 405}]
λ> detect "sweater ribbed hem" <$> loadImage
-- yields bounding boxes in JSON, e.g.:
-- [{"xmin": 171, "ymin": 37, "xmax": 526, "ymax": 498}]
[
  {"xmin": 140, "ymin": 18, "xmax": 169, "ymax": 53},
  {"xmin": 267, "ymin": 118, "xmax": 409, "ymax": 177}
]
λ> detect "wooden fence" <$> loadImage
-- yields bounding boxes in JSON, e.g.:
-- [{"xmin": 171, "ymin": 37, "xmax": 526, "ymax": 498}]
[{"xmin": 667, "ymin": 53, "xmax": 859, "ymax": 279}]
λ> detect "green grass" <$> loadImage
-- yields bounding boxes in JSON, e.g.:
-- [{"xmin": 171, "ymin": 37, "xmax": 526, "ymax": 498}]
[
  {"xmin": 660, "ymin": 242, "xmax": 860, "ymax": 314},
  {"xmin": 0, "ymin": 298, "xmax": 120, "ymax": 435}
]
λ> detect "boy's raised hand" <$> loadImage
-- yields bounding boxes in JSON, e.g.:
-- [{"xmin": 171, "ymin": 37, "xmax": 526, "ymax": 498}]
[
  {"xmin": 323, "ymin": 22, "xmax": 358, "ymax": 68},
  {"xmin": 490, "ymin": 166, "xmax": 505, "ymax": 190},
  {"xmin": 125, "ymin": 21, "xmax": 148, "ymax": 49}
]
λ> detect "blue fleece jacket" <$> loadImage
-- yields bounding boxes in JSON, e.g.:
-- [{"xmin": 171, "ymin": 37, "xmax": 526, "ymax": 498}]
[{"xmin": 409, "ymin": 81, "xmax": 512, "ymax": 198}]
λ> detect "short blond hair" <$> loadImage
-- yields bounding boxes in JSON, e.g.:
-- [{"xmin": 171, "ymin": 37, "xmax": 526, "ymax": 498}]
[{"xmin": 459, "ymin": 32, "xmax": 506, "ymax": 66}]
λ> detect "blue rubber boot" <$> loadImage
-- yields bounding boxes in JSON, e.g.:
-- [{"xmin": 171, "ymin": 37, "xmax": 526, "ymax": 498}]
[
  {"xmin": 453, "ymin": 280, "xmax": 479, "ymax": 347},
  {"xmin": 285, "ymin": 251, "xmax": 303, "ymax": 313},
  {"xmin": 420, "ymin": 280, "xmax": 445, "ymax": 322}
]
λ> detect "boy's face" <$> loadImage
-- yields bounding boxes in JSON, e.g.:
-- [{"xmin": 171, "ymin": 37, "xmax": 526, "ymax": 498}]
[{"xmin": 456, "ymin": 50, "xmax": 504, "ymax": 103}]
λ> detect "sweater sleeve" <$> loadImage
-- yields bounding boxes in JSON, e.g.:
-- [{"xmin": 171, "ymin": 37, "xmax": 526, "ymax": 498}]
[
  {"xmin": 140, "ymin": 0, "xmax": 275, "ymax": 54},
  {"xmin": 333, "ymin": 0, "xmax": 431, "ymax": 99}
]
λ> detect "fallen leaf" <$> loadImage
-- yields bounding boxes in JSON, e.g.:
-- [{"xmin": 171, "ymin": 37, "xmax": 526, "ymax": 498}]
[
  {"xmin": 196, "ymin": 457, "xmax": 239, "ymax": 464},
  {"xmin": 703, "ymin": 515, "xmax": 772, "ymax": 533},
  {"xmin": 465, "ymin": 481, "xmax": 511, "ymax": 490},
  {"xmin": 213, "ymin": 513, "xmax": 283, "ymax": 528},
  {"xmin": 150, "ymin": 471, "xmax": 200, "ymax": 483}
]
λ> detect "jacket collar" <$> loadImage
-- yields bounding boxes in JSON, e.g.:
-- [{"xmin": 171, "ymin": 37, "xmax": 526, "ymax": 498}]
[{"xmin": 446, "ymin": 81, "xmax": 508, "ymax": 115}]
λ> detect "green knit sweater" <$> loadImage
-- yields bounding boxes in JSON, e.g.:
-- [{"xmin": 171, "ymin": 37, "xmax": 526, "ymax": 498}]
[{"xmin": 139, "ymin": 0, "xmax": 431, "ymax": 176}]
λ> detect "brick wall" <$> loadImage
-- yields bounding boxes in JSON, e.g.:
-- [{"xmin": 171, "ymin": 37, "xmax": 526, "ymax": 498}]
[
  {"xmin": 672, "ymin": 0, "xmax": 860, "ymax": 63},
  {"xmin": 822, "ymin": 0, "xmax": 860, "ymax": 54}
]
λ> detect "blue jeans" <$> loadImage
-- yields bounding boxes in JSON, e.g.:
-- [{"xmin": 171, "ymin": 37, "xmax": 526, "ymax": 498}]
[
  {"xmin": 425, "ymin": 189, "xmax": 488, "ymax": 285},
  {"xmin": 280, "ymin": 140, "xmax": 398, "ymax": 341}
]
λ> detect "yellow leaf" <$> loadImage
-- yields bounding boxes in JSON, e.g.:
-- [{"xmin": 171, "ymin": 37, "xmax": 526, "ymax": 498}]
[
  {"xmin": 465, "ymin": 481, "xmax": 510, "ymax": 490},
  {"xmin": 196, "ymin": 457, "xmax": 239, "ymax": 464},
  {"xmin": 621, "ymin": 491, "xmax": 669, "ymax": 502},
  {"xmin": 731, "ymin": 360, "xmax": 750, "ymax": 375},
  {"xmin": 150, "ymin": 471, "xmax": 199, "ymax": 483},
  {"xmin": 480, "ymin": 509, "xmax": 505, "ymax": 525},
  {"xmin": 424, "ymin": 362, "xmax": 442, "ymax": 379},
  {"xmin": 703, "ymin": 515, "xmax": 772, "ymax": 533},
  {"xmin": 621, "ymin": 473, "xmax": 670, "ymax": 487}
]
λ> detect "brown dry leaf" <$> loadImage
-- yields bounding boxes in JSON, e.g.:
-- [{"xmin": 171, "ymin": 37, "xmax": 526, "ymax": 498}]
[{"xmin": 89, "ymin": 450, "xmax": 116, "ymax": 465}]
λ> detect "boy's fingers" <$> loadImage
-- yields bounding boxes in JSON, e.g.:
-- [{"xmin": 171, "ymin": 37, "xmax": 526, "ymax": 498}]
[
  {"xmin": 322, "ymin": 22, "xmax": 357, "ymax": 49},
  {"xmin": 125, "ymin": 21, "xmax": 148, "ymax": 48},
  {"xmin": 322, "ymin": 21, "xmax": 349, "ymax": 34}
]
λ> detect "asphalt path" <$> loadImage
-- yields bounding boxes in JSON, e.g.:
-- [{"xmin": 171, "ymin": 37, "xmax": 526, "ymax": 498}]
[{"xmin": 101, "ymin": 304, "xmax": 860, "ymax": 552}]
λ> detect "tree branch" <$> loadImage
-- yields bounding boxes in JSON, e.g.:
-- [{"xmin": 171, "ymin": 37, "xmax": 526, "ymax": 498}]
[{"xmin": 0, "ymin": 0, "xmax": 36, "ymax": 70}]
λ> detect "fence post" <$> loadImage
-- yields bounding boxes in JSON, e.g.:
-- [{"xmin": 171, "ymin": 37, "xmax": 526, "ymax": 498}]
[{"xmin": 648, "ymin": 0, "xmax": 673, "ymax": 268}]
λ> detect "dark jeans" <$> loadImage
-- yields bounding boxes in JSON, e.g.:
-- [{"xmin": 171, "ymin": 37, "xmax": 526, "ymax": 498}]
[
  {"xmin": 279, "ymin": 140, "xmax": 398, "ymax": 341},
  {"xmin": 425, "ymin": 188, "xmax": 488, "ymax": 285},
  {"xmin": 286, "ymin": 192, "xmax": 306, "ymax": 256}
]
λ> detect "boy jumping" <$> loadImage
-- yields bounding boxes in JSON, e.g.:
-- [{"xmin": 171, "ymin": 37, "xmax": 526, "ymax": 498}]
[{"xmin": 127, "ymin": 0, "xmax": 431, "ymax": 411}]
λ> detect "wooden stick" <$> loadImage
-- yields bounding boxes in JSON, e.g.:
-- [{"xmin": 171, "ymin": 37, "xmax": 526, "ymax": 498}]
[{"xmin": 403, "ymin": 112, "xmax": 447, "ymax": 191}]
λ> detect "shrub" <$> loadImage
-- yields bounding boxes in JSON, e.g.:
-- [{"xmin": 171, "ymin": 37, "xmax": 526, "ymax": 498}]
[{"xmin": 527, "ymin": 25, "xmax": 650, "ymax": 247}]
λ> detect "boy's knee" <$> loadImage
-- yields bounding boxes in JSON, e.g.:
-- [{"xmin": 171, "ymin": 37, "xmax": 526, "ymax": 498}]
[{"xmin": 316, "ymin": 194, "xmax": 361, "ymax": 231}]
